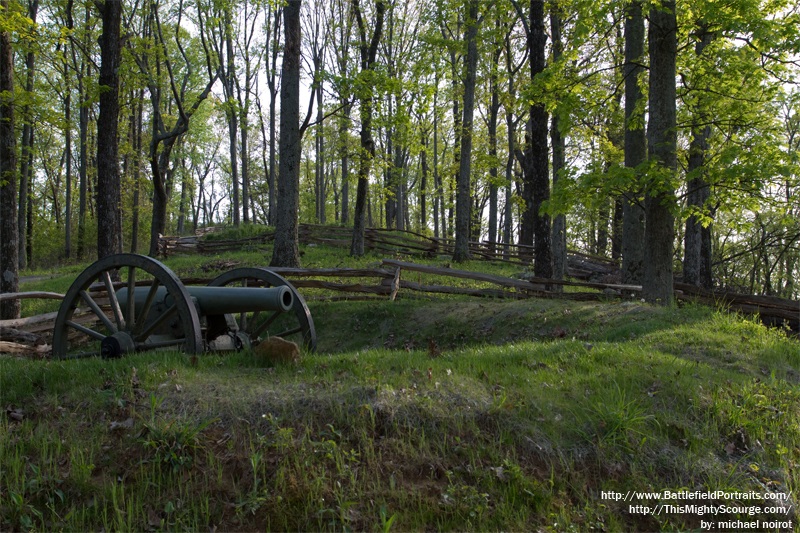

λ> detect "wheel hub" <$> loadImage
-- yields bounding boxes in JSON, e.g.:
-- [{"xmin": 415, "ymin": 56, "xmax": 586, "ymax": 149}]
[{"xmin": 101, "ymin": 332, "xmax": 136, "ymax": 358}]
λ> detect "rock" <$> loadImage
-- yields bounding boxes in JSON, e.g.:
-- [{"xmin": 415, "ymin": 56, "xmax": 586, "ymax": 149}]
[{"xmin": 253, "ymin": 337, "xmax": 301, "ymax": 366}]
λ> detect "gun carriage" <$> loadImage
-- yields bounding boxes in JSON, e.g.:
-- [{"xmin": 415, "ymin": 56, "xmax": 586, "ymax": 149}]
[{"xmin": 51, "ymin": 254, "xmax": 316, "ymax": 359}]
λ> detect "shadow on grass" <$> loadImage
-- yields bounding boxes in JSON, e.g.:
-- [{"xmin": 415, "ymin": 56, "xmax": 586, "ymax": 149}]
[{"xmin": 309, "ymin": 297, "xmax": 719, "ymax": 355}]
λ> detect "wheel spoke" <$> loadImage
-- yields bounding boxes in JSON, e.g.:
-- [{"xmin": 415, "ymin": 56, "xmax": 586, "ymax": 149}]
[
  {"xmin": 102, "ymin": 271, "xmax": 126, "ymax": 331},
  {"xmin": 135, "ymin": 304, "xmax": 177, "ymax": 342},
  {"xmin": 244, "ymin": 310, "xmax": 262, "ymax": 333},
  {"xmin": 238, "ymin": 279, "xmax": 249, "ymax": 331},
  {"xmin": 250, "ymin": 310, "xmax": 282, "ymax": 340},
  {"xmin": 66, "ymin": 319, "xmax": 108, "ymax": 341},
  {"xmin": 273, "ymin": 326, "xmax": 303, "ymax": 338},
  {"xmin": 136, "ymin": 338, "xmax": 187, "ymax": 350},
  {"xmin": 79, "ymin": 290, "xmax": 117, "ymax": 334},
  {"xmin": 133, "ymin": 279, "xmax": 161, "ymax": 336},
  {"xmin": 126, "ymin": 267, "xmax": 136, "ymax": 330}
]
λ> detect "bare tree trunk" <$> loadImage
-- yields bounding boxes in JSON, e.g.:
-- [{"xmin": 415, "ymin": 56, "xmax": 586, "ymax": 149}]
[
  {"xmin": 271, "ymin": 0, "xmax": 302, "ymax": 267},
  {"xmin": 1, "ymin": 1, "xmax": 20, "ymax": 318},
  {"xmin": 453, "ymin": 0, "xmax": 479, "ymax": 262},
  {"xmin": 96, "ymin": 0, "xmax": 123, "ymax": 259},
  {"xmin": 643, "ymin": 0, "xmax": 677, "ymax": 305},
  {"xmin": 622, "ymin": 0, "xmax": 646, "ymax": 284}
]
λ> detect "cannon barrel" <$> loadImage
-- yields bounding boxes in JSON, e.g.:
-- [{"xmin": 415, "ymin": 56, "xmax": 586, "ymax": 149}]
[{"xmin": 117, "ymin": 285, "xmax": 294, "ymax": 316}]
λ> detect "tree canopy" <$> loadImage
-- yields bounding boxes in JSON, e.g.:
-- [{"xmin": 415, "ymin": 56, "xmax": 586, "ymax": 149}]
[{"xmin": 0, "ymin": 0, "xmax": 797, "ymax": 306}]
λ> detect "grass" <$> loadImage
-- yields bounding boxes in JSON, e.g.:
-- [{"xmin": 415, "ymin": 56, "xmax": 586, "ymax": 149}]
[{"xmin": 2, "ymin": 244, "xmax": 799, "ymax": 531}]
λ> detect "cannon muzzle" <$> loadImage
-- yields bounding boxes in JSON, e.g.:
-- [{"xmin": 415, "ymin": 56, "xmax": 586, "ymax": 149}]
[{"xmin": 117, "ymin": 284, "xmax": 294, "ymax": 317}]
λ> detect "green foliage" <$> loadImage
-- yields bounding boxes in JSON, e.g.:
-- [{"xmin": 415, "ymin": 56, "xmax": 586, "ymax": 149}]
[
  {"xmin": 140, "ymin": 395, "xmax": 216, "ymax": 472},
  {"xmin": 200, "ymin": 222, "xmax": 271, "ymax": 242}
]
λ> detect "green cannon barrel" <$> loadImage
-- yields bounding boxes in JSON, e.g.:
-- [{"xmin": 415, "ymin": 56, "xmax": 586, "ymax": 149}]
[{"xmin": 117, "ymin": 285, "xmax": 294, "ymax": 317}]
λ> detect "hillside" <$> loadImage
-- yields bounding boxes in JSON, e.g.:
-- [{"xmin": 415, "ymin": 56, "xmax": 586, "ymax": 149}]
[{"xmin": 1, "ymin": 246, "xmax": 799, "ymax": 531}]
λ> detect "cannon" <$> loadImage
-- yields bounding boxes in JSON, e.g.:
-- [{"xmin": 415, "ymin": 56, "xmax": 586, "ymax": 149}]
[{"xmin": 52, "ymin": 254, "xmax": 316, "ymax": 359}]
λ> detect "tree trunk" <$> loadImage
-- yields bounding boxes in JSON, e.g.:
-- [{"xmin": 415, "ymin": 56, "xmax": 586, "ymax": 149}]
[
  {"xmin": 77, "ymin": 56, "xmax": 89, "ymax": 259},
  {"xmin": 683, "ymin": 27, "xmax": 714, "ymax": 289},
  {"xmin": 453, "ymin": 0, "xmax": 479, "ymax": 262},
  {"xmin": 65, "ymin": 86, "xmax": 73, "ymax": 258},
  {"xmin": 177, "ymin": 157, "xmax": 188, "ymax": 234},
  {"xmin": 350, "ymin": 0, "xmax": 385, "ymax": 257},
  {"xmin": 597, "ymin": 199, "xmax": 609, "ymax": 256},
  {"xmin": 611, "ymin": 198, "xmax": 623, "ymax": 260},
  {"xmin": 239, "ymin": 40, "xmax": 252, "ymax": 225},
  {"xmin": 241, "ymin": 98, "xmax": 251, "ymax": 225},
  {"xmin": 0, "ymin": 2, "xmax": 20, "ymax": 319},
  {"xmin": 622, "ymin": 0, "xmax": 646, "ymax": 284},
  {"xmin": 316, "ymin": 75, "xmax": 326, "ymax": 224},
  {"xmin": 18, "ymin": 0, "xmax": 38, "ymax": 270},
  {"xmin": 643, "ymin": 0, "xmax": 677, "ymax": 305},
  {"xmin": 131, "ymin": 92, "xmax": 144, "ymax": 252},
  {"xmin": 420, "ymin": 131, "xmax": 428, "ymax": 231},
  {"xmin": 266, "ymin": 7, "xmax": 281, "ymax": 226},
  {"xmin": 96, "ymin": 0, "xmax": 123, "ymax": 259},
  {"xmin": 526, "ymin": 0, "xmax": 552, "ymax": 277},
  {"xmin": 550, "ymin": 6, "xmax": 566, "ymax": 281},
  {"xmin": 340, "ymin": 103, "xmax": 351, "ymax": 225},
  {"xmin": 271, "ymin": 0, "xmax": 302, "ymax": 267},
  {"xmin": 487, "ymin": 28, "xmax": 500, "ymax": 254},
  {"xmin": 25, "ymin": 128, "xmax": 33, "ymax": 265},
  {"xmin": 503, "ymin": 33, "xmax": 517, "ymax": 258},
  {"xmin": 64, "ymin": 0, "xmax": 74, "ymax": 259},
  {"xmin": 225, "ymin": 16, "xmax": 240, "ymax": 226},
  {"xmin": 432, "ymin": 70, "xmax": 441, "ymax": 239}
]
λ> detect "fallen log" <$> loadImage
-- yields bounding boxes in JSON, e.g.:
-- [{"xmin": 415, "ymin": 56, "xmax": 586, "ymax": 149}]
[
  {"xmin": 0, "ymin": 311, "xmax": 59, "ymax": 329},
  {"xmin": 0, "ymin": 341, "xmax": 50, "ymax": 356},
  {"xmin": 0, "ymin": 327, "xmax": 45, "ymax": 345}
]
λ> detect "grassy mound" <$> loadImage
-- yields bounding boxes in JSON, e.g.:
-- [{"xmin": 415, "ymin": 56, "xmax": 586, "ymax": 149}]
[{"xmin": 2, "ymin": 248, "xmax": 798, "ymax": 531}]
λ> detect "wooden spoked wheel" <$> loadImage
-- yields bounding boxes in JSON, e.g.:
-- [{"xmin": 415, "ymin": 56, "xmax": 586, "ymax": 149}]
[
  {"xmin": 52, "ymin": 254, "xmax": 203, "ymax": 359},
  {"xmin": 208, "ymin": 267, "xmax": 316, "ymax": 352}
]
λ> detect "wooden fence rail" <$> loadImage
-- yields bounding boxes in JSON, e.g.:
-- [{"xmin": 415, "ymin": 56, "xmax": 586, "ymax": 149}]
[{"xmin": 3, "ymin": 257, "xmax": 797, "ymax": 355}]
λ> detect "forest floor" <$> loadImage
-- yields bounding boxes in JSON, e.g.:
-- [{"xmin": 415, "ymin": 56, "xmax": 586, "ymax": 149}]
[{"xmin": 2, "ymin": 244, "xmax": 799, "ymax": 531}]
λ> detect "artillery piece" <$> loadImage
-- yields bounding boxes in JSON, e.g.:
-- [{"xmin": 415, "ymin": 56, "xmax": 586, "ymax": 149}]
[{"xmin": 52, "ymin": 254, "xmax": 316, "ymax": 359}]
